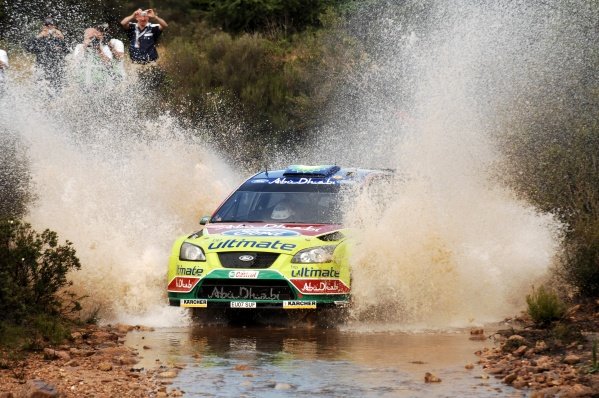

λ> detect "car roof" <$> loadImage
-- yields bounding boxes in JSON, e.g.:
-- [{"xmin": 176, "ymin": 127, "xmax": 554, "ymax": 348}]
[{"xmin": 242, "ymin": 164, "xmax": 394, "ymax": 187}]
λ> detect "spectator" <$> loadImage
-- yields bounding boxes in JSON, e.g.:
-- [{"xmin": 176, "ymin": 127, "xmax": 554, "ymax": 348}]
[
  {"xmin": 0, "ymin": 48, "xmax": 8, "ymax": 83},
  {"xmin": 120, "ymin": 8, "xmax": 167, "ymax": 64},
  {"xmin": 24, "ymin": 17, "xmax": 69, "ymax": 88},
  {"xmin": 96, "ymin": 23, "xmax": 126, "ymax": 79},
  {"xmin": 71, "ymin": 28, "xmax": 114, "ymax": 88}
]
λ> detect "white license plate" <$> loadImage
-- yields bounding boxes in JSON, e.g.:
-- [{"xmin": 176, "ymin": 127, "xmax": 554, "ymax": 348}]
[{"xmin": 230, "ymin": 301, "xmax": 256, "ymax": 309}]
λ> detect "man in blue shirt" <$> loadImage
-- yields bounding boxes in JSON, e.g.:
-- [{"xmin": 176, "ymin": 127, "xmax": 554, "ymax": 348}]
[{"xmin": 120, "ymin": 9, "xmax": 168, "ymax": 64}]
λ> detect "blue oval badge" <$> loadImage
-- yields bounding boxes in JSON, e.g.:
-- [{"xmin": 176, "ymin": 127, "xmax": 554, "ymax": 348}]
[{"xmin": 222, "ymin": 228, "xmax": 300, "ymax": 237}]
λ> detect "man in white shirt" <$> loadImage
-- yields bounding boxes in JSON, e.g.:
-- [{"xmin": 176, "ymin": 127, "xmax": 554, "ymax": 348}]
[
  {"xmin": 0, "ymin": 49, "xmax": 8, "ymax": 83},
  {"xmin": 71, "ymin": 28, "xmax": 114, "ymax": 88},
  {"xmin": 96, "ymin": 23, "xmax": 126, "ymax": 79}
]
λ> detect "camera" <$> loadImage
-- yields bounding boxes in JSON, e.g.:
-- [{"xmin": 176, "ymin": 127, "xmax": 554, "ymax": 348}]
[
  {"xmin": 140, "ymin": 11, "xmax": 148, "ymax": 17},
  {"xmin": 88, "ymin": 37, "xmax": 101, "ymax": 48}
]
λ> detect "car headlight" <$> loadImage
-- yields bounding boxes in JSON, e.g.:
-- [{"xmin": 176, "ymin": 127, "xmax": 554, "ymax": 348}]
[
  {"xmin": 291, "ymin": 246, "xmax": 335, "ymax": 264},
  {"xmin": 179, "ymin": 242, "xmax": 206, "ymax": 261}
]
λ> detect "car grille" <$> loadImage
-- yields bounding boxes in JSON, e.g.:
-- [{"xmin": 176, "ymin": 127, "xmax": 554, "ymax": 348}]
[
  {"xmin": 197, "ymin": 279, "xmax": 295, "ymax": 301},
  {"xmin": 217, "ymin": 252, "xmax": 279, "ymax": 269}
]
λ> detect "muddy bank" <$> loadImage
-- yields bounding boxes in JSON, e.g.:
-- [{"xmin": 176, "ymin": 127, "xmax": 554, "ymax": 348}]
[
  {"xmin": 0, "ymin": 324, "xmax": 185, "ymax": 398},
  {"xmin": 477, "ymin": 301, "xmax": 599, "ymax": 397}
]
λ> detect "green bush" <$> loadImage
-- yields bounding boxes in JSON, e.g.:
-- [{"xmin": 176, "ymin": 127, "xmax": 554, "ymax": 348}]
[
  {"xmin": 0, "ymin": 134, "xmax": 33, "ymax": 220},
  {"xmin": 526, "ymin": 285, "xmax": 566, "ymax": 327},
  {"xmin": 0, "ymin": 219, "xmax": 81, "ymax": 325}
]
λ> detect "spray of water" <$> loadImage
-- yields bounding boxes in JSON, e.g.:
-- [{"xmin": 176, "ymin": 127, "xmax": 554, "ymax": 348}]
[
  {"xmin": 1, "ymin": 69, "xmax": 238, "ymax": 326},
  {"xmin": 302, "ymin": 1, "xmax": 595, "ymax": 327},
  {"xmin": 2, "ymin": 1, "xmax": 593, "ymax": 328}
]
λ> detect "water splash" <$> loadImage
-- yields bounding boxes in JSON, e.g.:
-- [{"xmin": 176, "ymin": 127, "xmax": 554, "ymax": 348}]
[
  {"xmin": 0, "ymin": 71, "xmax": 238, "ymax": 325},
  {"xmin": 308, "ymin": 1, "xmax": 590, "ymax": 326}
]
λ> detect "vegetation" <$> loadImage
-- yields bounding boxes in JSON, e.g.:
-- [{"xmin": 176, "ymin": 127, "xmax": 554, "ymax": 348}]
[
  {"xmin": 526, "ymin": 285, "xmax": 567, "ymax": 327},
  {"xmin": 0, "ymin": 219, "xmax": 81, "ymax": 347},
  {"xmin": 589, "ymin": 340, "xmax": 599, "ymax": 374}
]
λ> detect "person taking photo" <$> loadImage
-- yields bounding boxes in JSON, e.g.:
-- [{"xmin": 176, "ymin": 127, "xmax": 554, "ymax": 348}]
[{"xmin": 120, "ymin": 8, "xmax": 167, "ymax": 64}]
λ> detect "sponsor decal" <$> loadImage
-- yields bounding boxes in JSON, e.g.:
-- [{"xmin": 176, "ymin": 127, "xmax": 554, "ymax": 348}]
[
  {"xmin": 176, "ymin": 265, "xmax": 203, "ymax": 276},
  {"xmin": 230, "ymin": 301, "xmax": 257, "ymax": 309},
  {"xmin": 251, "ymin": 179, "xmax": 269, "ymax": 184},
  {"xmin": 291, "ymin": 267, "xmax": 340, "ymax": 278},
  {"xmin": 263, "ymin": 224, "xmax": 322, "ymax": 232},
  {"xmin": 180, "ymin": 299, "xmax": 207, "ymax": 308},
  {"xmin": 208, "ymin": 238, "xmax": 296, "ymax": 251},
  {"xmin": 269, "ymin": 177, "xmax": 336, "ymax": 185},
  {"xmin": 167, "ymin": 277, "xmax": 200, "ymax": 293},
  {"xmin": 208, "ymin": 286, "xmax": 280, "ymax": 300},
  {"xmin": 238, "ymin": 255, "xmax": 255, "ymax": 262},
  {"xmin": 283, "ymin": 301, "xmax": 317, "ymax": 309},
  {"xmin": 290, "ymin": 279, "xmax": 350, "ymax": 294},
  {"xmin": 228, "ymin": 270, "xmax": 259, "ymax": 278},
  {"xmin": 222, "ymin": 228, "xmax": 300, "ymax": 237}
]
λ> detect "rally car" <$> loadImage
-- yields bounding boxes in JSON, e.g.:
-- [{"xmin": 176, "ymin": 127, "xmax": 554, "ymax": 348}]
[{"xmin": 167, "ymin": 165, "xmax": 391, "ymax": 319}]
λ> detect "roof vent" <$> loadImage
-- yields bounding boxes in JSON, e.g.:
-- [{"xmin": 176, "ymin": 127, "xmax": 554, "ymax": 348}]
[{"xmin": 283, "ymin": 165, "xmax": 340, "ymax": 178}]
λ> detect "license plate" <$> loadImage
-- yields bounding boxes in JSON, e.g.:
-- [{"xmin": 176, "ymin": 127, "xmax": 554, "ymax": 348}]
[
  {"xmin": 180, "ymin": 299, "xmax": 207, "ymax": 308},
  {"xmin": 283, "ymin": 301, "xmax": 317, "ymax": 309},
  {"xmin": 230, "ymin": 301, "xmax": 256, "ymax": 309}
]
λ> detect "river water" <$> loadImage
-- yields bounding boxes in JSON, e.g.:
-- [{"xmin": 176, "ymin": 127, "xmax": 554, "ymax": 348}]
[{"xmin": 126, "ymin": 324, "xmax": 523, "ymax": 397}]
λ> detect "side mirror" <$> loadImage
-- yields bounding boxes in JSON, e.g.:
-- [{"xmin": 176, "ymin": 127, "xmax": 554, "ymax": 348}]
[{"xmin": 199, "ymin": 216, "xmax": 210, "ymax": 225}]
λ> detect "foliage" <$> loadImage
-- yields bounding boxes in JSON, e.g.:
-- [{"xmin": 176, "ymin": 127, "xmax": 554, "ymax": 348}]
[
  {"xmin": 0, "ymin": 219, "xmax": 81, "ymax": 326},
  {"xmin": 499, "ymin": 80, "xmax": 599, "ymax": 297},
  {"xmin": 160, "ymin": 15, "xmax": 362, "ymax": 161},
  {"xmin": 589, "ymin": 340, "xmax": 599, "ymax": 374},
  {"xmin": 526, "ymin": 286, "xmax": 566, "ymax": 327},
  {"xmin": 0, "ymin": 135, "xmax": 32, "ymax": 220}
]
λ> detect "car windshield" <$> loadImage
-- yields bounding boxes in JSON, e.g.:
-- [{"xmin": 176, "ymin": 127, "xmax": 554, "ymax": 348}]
[{"xmin": 212, "ymin": 189, "xmax": 346, "ymax": 224}]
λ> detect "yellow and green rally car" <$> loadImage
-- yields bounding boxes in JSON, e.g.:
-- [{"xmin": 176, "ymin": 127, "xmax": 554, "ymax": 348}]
[{"xmin": 167, "ymin": 165, "xmax": 390, "ymax": 313}]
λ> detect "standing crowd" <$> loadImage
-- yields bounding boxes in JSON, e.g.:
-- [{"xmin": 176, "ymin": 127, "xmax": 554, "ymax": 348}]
[{"xmin": 0, "ymin": 8, "xmax": 168, "ymax": 90}]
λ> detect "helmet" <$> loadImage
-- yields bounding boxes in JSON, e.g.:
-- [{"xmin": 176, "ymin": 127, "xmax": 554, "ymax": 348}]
[{"xmin": 271, "ymin": 201, "xmax": 294, "ymax": 220}]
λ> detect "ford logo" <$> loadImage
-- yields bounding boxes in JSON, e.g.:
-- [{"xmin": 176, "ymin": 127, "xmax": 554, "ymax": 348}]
[{"xmin": 238, "ymin": 255, "xmax": 255, "ymax": 262}]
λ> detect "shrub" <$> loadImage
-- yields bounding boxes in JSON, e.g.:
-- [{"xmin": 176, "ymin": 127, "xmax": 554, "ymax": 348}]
[
  {"xmin": 0, "ymin": 219, "xmax": 81, "ymax": 324},
  {"xmin": 526, "ymin": 285, "xmax": 566, "ymax": 327}
]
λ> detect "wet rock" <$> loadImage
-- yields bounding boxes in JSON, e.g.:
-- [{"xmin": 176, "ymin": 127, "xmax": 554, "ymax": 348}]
[
  {"xmin": 508, "ymin": 335, "xmax": 526, "ymax": 344},
  {"xmin": 116, "ymin": 355, "xmax": 139, "ymax": 366},
  {"xmin": 503, "ymin": 373, "xmax": 518, "ymax": 384},
  {"xmin": 158, "ymin": 371, "xmax": 178, "ymax": 379},
  {"xmin": 485, "ymin": 366, "xmax": 506, "ymax": 375},
  {"xmin": 274, "ymin": 383, "xmax": 292, "ymax": 390},
  {"xmin": 513, "ymin": 345, "xmax": 528, "ymax": 357},
  {"xmin": 234, "ymin": 364, "xmax": 251, "ymax": 371},
  {"xmin": 64, "ymin": 360, "xmax": 79, "ymax": 367},
  {"xmin": 470, "ymin": 328, "xmax": 484, "ymax": 335},
  {"xmin": 536, "ymin": 356, "xmax": 553, "ymax": 371},
  {"xmin": 114, "ymin": 324, "xmax": 135, "ymax": 334},
  {"xmin": 512, "ymin": 378, "xmax": 528, "ymax": 389},
  {"xmin": 20, "ymin": 379, "xmax": 59, "ymax": 398},
  {"xmin": 98, "ymin": 362, "xmax": 113, "ymax": 371},
  {"xmin": 424, "ymin": 372, "xmax": 442, "ymax": 383},
  {"xmin": 142, "ymin": 345, "xmax": 151, "ymax": 350},
  {"xmin": 43, "ymin": 348, "xmax": 70, "ymax": 361},
  {"xmin": 464, "ymin": 363, "xmax": 474, "ymax": 370},
  {"xmin": 563, "ymin": 355, "xmax": 581, "ymax": 365}
]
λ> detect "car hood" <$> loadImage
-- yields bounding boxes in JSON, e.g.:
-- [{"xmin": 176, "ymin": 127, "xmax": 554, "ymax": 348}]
[{"xmin": 204, "ymin": 222, "xmax": 342, "ymax": 237}]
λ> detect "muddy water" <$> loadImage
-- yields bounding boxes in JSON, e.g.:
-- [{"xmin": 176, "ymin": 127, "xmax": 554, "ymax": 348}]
[{"xmin": 127, "ymin": 325, "xmax": 522, "ymax": 397}]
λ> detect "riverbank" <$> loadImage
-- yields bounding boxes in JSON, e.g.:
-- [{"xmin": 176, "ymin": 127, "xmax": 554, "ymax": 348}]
[
  {"xmin": 0, "ymin": 324, "xmax": 185, "ymax": 398},
  {"xmin": 477, "ymin": 301, "xmax": 599, "ymax": 397}
]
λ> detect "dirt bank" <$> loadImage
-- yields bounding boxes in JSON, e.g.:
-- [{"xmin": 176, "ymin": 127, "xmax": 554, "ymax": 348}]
[
  {"xmin": 476, "ymin": 301, "xmax": 599, "ymax": 397},
  {"xmin": 0, "ymin": 324, "xmax": 185, "ymax": 398}
]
